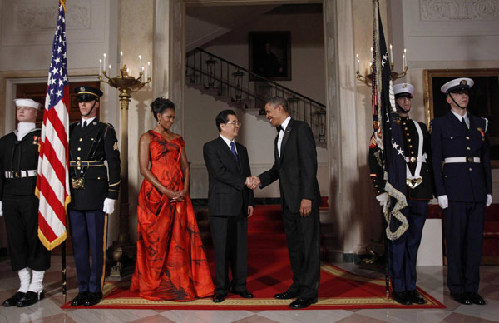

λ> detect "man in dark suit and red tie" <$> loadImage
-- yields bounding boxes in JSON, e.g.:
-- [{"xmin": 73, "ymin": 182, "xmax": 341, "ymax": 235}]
[
  {"xmin": 250, "ymin": 97, "xmax": 321, "ymax": 309},
  {"xmin": 203, "ymin": 109, "xmax": 255, "ymax": 303},
  {"xmin": 431, "ymin": 77, "xmax": 492, "ymax": 306}
]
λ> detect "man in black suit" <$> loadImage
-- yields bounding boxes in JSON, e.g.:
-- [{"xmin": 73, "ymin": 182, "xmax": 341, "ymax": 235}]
[
  {"xmin": 251, "ymin": 97, "xmax": 320, "ymax": 309},
  {"xmin": 69, "ymin": 86, "xmax": 121, "ymax": 306},
  {"xmin": 203, "ymin": 110, "xmax": 255, "ymax": 303}
]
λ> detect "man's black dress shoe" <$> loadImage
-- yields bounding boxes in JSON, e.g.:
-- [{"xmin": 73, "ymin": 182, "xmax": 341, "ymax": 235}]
[
  {"xmin": 213, "ymin": 294, "xmax": 226, "ymax": 303},
  {"xmin": 84, "ymin": 292, "xmax": 102, "ymax": 306},
  {"xmin": 467, "ymin": 292, "xmax": 486, "ymax": 305},
  {"xmin": 451, "ymin": 293, "xmax": 472, "ymax": 305},
  {"xmin": 408, "ymin": 290, "xmax": 426, "ymax": 305},
  {"xmin": 71, "ymin": 292, "xmax": 88, "ymax": 306},
  {"xmin": 274, "ymin": 289, "xmax": 300, "ymax": 300},
  {"xmin": 2, "ymin": 292, "xmax": 26, "ymax": 307},
  {"xmin": 232, "ymin": 290, "xmax": 254, "ymax": 298},
  {"xmin": 289, "ymin": 297, "xmax": 318, "ymax": 309},
  {"xmin": 392, "ymin": 291, "xmax": 412, "ymax": 305},
  {"xmin": 16, "ymin": 290, "xmax": 44, "ymax": 307}
]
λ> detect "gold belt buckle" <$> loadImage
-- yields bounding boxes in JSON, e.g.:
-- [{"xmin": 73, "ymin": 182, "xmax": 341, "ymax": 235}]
[
  {"xmin": 406, "ymin": 177, "xmax": 422, "ymax": 188},
  {"xmin": 72, "ymin": 177, "xmax": 85, "ymax": 189}
]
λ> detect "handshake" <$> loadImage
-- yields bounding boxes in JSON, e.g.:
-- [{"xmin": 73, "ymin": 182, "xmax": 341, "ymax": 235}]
[{"xmin": 245, "ymin": 176, "xmax": 261, "ymax": 190}]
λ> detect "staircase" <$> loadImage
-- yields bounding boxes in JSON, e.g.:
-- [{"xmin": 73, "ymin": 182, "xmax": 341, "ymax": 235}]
[{"xmin": 186, "ymin": 47, "xmax": 327, "ymax": 146}]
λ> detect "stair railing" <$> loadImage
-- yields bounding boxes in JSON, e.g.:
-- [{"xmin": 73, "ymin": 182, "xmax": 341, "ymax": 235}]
[{"xmin": 186, "ymin": 47, "xmax": 327, "ymax": 145}]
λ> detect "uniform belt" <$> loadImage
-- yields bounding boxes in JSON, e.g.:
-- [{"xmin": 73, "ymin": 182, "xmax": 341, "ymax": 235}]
[
  {"xmin": 4, "ymin": 170, "xmax": 37, "ymax": 178},
  {"xmin": 405, "ymin": 157, "xmax": 425, "ymax": 163},
  {"xmin": 444, "ymin": 157, "xmax": 481, "ymax": 164},
  {"xmin": 70, "ymin": 161, "xmax": 105, "ymax": 167}
]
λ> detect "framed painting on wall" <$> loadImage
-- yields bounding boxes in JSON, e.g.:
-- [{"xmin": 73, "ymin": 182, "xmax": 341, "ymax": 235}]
[
  {"xmin": 424, "ymin": 68, "xmax": 499, "ymax": 167},
  {"xmin": 249, "ymin": 31, "xmax": 291, "ymax": 81}
]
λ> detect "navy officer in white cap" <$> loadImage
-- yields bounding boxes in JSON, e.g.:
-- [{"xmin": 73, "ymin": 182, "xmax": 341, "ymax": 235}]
[
  {"xmin": 369, "ymin": 82, "xmax": 433, "ymax": 305},
  {"xmin": 431, "ymin": 77, "xmax": 492, "ymax": 305},
  {"xmin": 0, "ymin": 98, "xmax": 51, "ymax": 307}
]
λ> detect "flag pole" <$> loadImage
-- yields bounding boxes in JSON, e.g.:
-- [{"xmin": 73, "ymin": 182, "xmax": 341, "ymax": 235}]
[
  {"xmin": 62, "ymin": 241, "xmax": 67, "ymax": 303},
  {"xmin": 372, "ymin": 0, "xmax": 390, "ymax": 299}
]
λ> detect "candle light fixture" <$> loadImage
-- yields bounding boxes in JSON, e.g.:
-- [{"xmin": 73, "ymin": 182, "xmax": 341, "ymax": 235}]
[
  {"xmin": 99, "ymin": 56, "xmax": 151, "ymax": 278},
  {"xmin": 355, "ymin": 47, "xmax": 408, "ymax": 87}
]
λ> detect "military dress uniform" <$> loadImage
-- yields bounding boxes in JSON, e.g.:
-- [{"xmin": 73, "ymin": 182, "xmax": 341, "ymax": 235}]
[
  {"xmin": 369, "ymin": 83, "xmax": 433, "ymax": 305},
  {"xmin": 1, "ymin": 98, "xmax": 52, "ymax": 307},
  {"xmin": 431, "ymin": 78, "xmax": 492, "ymax": 304},
  {"xmin": 0, "ymin": 129, "xmax": 51, "ymax": 275},
  {"xmin": 68, "ymin": 87, "xmax": 121, "ymax": 306}
]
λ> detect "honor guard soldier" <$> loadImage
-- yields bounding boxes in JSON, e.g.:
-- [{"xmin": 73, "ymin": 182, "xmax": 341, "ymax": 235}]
[
  {"xmin": 1, "ymin": 99, "xmax": 51, "ymax": 307},
  {"xmin": 368, "ymin": 83, "xmax": 433, "ymax": 305},
  {"xmin": 431, "ymin": 78, "xmax": 492, "ymax": 306},
  {"xmin": 69, "ymin": 86, "xmax": 121, "ymax": 306}
]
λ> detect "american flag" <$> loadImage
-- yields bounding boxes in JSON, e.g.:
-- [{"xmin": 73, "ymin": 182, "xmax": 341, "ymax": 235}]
[
  {"xmin": 372, "ymin": 7, "xmax": 408, "ymax": 241},
  {"xmin": 36, "ymin": 0, "xmax": 71, "ymax": 250}
]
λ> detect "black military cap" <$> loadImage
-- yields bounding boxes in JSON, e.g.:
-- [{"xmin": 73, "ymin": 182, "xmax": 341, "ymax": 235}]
[{"xmin": 75, "ymin": 86, "xmax": 103, "ymax": 102}]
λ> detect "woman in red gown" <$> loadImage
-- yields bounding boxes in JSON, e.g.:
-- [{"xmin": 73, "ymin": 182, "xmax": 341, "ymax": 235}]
[{"xmin": 130, "ymin": 98, "xmax": 214, "ymax": 301}]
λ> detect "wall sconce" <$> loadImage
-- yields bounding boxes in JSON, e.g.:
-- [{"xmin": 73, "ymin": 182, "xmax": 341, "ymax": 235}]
[{"xmin": 355, "ymin": 46, "xmax": 408, "ymax": 86}]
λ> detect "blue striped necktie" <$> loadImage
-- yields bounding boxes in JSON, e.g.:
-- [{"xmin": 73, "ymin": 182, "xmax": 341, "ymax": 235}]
[{"xmin": 230, "ymin": 142, "xmax": 239, "ymax": 162}]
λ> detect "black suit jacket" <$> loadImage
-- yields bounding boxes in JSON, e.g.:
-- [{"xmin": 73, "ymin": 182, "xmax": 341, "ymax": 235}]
[
  {"xmin": 204, "ymin": 137, "xmax": 254, "ymax": 216},
  {"xmin": 259, "ymin": 118, "xmax": 320, "ymax": 213}
]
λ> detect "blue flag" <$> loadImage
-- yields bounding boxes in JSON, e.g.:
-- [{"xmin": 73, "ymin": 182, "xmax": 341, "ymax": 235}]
[{"xmin": 373, "ymin": 10, "xmax": 408, "ymax": 241}]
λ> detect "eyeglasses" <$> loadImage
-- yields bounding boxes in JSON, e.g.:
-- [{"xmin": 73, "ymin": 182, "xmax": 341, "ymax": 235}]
[{"xmin": 225, "ymin": 121, "xmax": 241, "ymax": 126}]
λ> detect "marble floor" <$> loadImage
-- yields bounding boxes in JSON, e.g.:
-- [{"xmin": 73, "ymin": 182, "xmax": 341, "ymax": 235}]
[{"xmin": 1, "ymin": 257, "xmax": 498, "ymax": 323}]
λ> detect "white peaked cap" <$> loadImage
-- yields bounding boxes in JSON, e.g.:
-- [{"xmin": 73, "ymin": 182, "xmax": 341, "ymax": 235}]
[
  {"xmin": 393, "ymin": 82, "xmax": 414, "ymax": 98},
  {"xmin": 441, "ymin": 77, "xmax": 474, "ymax": 93}
]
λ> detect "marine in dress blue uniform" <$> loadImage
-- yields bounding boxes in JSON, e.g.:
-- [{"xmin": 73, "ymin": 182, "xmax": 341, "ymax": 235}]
[
  {"xmin": 431, "ymin": 77, "xmax": 492, "ymax": 306},
  {"xmin": 0, "ymin": 99, "xmax": 50, "ymax": 307},
  {"xmin": 69, "ymin": 87, "xmax": 121, "ymax": 307},
  {"xmin": 369, "ymin": 83, "xmax": 433, "ymax": 305}
]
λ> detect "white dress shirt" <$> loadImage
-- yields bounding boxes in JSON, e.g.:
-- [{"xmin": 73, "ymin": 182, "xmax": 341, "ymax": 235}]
[
  {"xmin": 451, "ymin": 110, "xmax": 469, "ymax": 129},
  {"xmin": 220, "ymin": 135, "xmax": 237, "ymax": 153},
  {"xmin": 277, "ymin": 116, "xmax": 291, "ymax": 157},
  {"xmin": 81, "ymin": 116, "xmax": 96, "ymax": 127}
]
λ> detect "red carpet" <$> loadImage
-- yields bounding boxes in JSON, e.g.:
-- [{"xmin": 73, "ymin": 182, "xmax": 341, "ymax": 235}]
[{"xmin": 62, "ymin": 205, "xmax": 445, "ymax": 310}]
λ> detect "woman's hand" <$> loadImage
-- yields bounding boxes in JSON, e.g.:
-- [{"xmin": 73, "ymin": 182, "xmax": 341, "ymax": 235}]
[
  {"xmin": 174, "ymin": 189, "xmax": 187, "ymax": 202},
  {"xmin": 160, "ymin": 187, "xmax": 179, "ymax": 200}
]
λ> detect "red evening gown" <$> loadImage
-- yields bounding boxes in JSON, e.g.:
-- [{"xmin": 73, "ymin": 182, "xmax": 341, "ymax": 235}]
[{"xmin": 130, "ymin": 131, "xmax": 214, "ymax": 301}]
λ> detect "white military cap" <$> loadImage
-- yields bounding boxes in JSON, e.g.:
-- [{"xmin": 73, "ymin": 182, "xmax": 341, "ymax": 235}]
[
  {"xmin": 441, "ymin": 77, "xmax": 474, "ymax": 94},
  {"xmin": 393, "ymin": 83, "xmax": 414, "ymax": 98},
  {"xmin": 13, "ymin": 98, "xmax": 42, "ymax": 109}
]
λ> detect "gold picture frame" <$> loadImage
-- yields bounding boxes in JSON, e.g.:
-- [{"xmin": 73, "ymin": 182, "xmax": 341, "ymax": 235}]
[{"xmin": 424, "ymin": 68, "xmax": 499, "ymax": 167}]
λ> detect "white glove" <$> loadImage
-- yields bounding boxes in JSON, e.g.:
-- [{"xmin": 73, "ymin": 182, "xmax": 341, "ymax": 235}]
[
  {"xmin": 0, "ymin": 201, "xmax": 2, "ymax": 217},
  {"xmin": 376, "ymin": 192, "xmax": 388, "ymax": 206},
  {"xmin": 437, "ymin": 195, "xmax": 448, "ymax": 209},
  {"xmin": 103, "ymin": 198, "xmax": 116, "ymax": 214},
  {"xmin": 376, "ymin": 192, "xmax": 389, "ymax": 213},
  {"xmin": 487, "ymin": 194, "xmax": 492, "ymax": 207}
]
